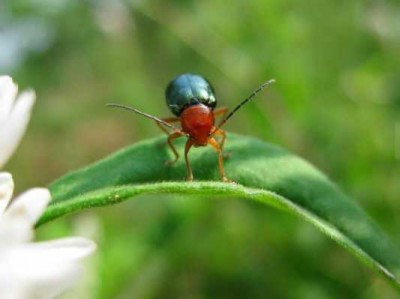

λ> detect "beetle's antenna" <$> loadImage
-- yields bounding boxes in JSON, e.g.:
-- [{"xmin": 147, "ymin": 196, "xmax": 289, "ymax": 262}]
[
  {"xmin": 217, "ymin": 79, "xmax": 275, "ymax": 128},
  {"xmin": 106, "ymin": 103, "xmax": 183, "ymax": 133}
]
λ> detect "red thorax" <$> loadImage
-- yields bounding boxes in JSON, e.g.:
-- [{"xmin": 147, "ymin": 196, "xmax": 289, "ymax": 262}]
[{"xmin": 180, "ymin": 104, "xmax": 215, "ymax": 146}]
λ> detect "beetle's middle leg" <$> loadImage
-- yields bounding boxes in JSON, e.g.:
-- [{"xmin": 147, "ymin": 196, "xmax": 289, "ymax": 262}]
[
  {"xmin": 165, "ymin": 131, "xmax": 184, "ymax": 166},
  {"xmin": 211, "ymin": 127, "xmax": 230, "ymax": 159}
]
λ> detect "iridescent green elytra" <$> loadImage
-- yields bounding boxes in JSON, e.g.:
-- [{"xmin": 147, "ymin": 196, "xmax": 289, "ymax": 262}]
[{"xmin": 165, "ymin": 73, "xmax": 217, "ymax": 116}]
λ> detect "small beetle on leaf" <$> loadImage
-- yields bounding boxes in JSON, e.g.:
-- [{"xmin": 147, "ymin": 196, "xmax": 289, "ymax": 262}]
[{"xmin": 108, "ymin": 73, "xmax": 274, "ymax": 182}]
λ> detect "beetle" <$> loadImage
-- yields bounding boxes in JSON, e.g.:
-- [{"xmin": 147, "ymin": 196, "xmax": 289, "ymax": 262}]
[{"xmin": 107, "ymin": 73, "xmax": 274, "ymax": 182}]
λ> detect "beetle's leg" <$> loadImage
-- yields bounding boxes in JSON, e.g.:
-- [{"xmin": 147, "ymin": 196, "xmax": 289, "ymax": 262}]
[
  {"xmin": 165, "ymin": 131, "xmax": 184, "ymax": 166},
  {"xmin": 184, "ymin": 138, "xmax": 195, "ymax": 181},
  {"xmin": 156, "ymin": 117, "xmax": 181, "ymax": 149},
  {"xmin": 212, "ymin": 107, "xmax": 228, "ymax": 119},
  {"xmin": 211, "ymin": 107, "xmax": 228, "ymax": 155},
  {"xmin": 155, "ymin": 117, "xmax": 180, "ymax": 135},
  {"xmin": 208, "ymin": 137, "xmax": 230, "ymax": 182},
  {"xmin": 211, "ymin": 127, "xmax": 230, "ymax": 159},
  {"xmin": 211, "ymin": 127, "xmax": 226, "ymax": 150}
]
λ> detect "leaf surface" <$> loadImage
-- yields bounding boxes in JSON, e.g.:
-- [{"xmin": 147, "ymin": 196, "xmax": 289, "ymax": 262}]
[{"xmin": 40, "ymin": 134, "xmax": 400, "ymax": 288}]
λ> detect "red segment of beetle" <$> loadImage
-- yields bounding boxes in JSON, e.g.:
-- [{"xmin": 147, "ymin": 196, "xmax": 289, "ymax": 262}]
[
  {"xmin": 159, "ymin": 106, "xmax": 228, "ymax": 181},
  {"xmin": 180, "ymin": 104, "xmax": 215, "ymax": 146}
]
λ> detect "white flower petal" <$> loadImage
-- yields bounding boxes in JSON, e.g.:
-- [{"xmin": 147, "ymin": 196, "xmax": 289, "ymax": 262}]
[
  {"xmin": 0, "ymin": 76, "xmax": 18, "ymax": 126},
  {"xmin": 0, "ymin": 88, "xmax": 36, "ymax": 168},
  {"xmin": 0, "ymin": 287, "xmax": 26, "ymax": 299},
  {"xmin": 0, "ymin": 188, "xmax": 50, "ymax": 244},
  {"xmin": 0, "ymin": 267, "xmax": 80, "ymax": 299},
  {"xmin": 0, "ymin": 245, "xmax": 82, "ymax": 299},
  {"xmin": 5, "ymin": 187, "xmax": 51, "ymax": 223},
  {"xmin": 0, "ymin": 172, "xmax": 14, "ymax": 215},
  {"xmin": 25, "ymin": 237, "xmax": 97, "ymax": 262},
  {"xmin": 27, "ymin": 265, "xmax": 81, "ymax": 299},
  {"xmin": 0, "ymin": 237, "xmax": 95, "ymax": 298},
  {"xmin": 0, "ymin": 214, "xmax": 33, "ymax": 244}
]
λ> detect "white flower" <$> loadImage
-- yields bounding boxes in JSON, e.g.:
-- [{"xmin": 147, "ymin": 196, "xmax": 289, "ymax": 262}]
[
  {"xmin": 0, "ymin": 173, "xmax": 96, "ymax": 299},
  {"xmin": 0, "ymin": 76, "xmax": 97, "ymax": 299},
  {"xmin": 0, "ymin": 75, "xmax": 35, "ymax": 168}
]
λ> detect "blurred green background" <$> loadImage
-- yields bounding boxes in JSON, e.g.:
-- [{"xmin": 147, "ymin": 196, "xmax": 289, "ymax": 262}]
[{"xmin": 2, "ymin": 0, "xmax": 400, "ymax": 298}]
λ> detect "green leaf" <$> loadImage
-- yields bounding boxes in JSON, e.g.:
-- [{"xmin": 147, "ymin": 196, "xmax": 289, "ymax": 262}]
[{"xmin": 40, "ymin": 134, "xmax": 400, "ymax": 289}]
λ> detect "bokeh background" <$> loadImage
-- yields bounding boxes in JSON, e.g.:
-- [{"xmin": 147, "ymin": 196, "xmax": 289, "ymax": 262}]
[{"xmin": 2, "ymin": 0, "xmax": 400, "ymax": 298}]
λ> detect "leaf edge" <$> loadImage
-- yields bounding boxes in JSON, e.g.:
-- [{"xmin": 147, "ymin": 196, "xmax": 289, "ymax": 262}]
[{"xmin": 37, "ymin": 181, "xmax": 400, "ymax": 290}]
